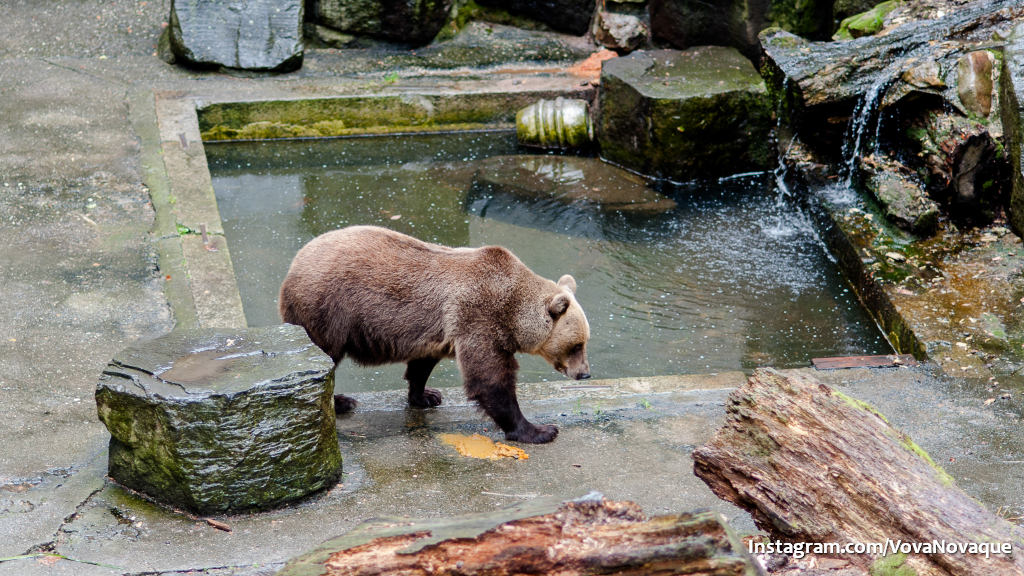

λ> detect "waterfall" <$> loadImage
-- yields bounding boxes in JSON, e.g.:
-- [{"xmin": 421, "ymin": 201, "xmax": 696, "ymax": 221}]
[{"xmin": 839, "ymin": 77, "xmax": 890, "ymax": 188}]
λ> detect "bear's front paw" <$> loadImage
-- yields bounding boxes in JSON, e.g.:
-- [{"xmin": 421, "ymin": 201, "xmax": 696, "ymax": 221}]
[
  {"xmin": 506, "ymin": 423, "xmax": 558, "ymax": 444},
  {"xmin": 409, "ymin": 387, "xmax": 443, "ymax": 408}
]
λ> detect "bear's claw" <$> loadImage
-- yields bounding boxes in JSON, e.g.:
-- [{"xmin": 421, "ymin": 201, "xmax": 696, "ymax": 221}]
[
  {"xmin": 410, "ymin": 387, "xmax": 443, "ymax": 408},
  {"xmin": 506, "ymin": 423, "xmax": 558, "ymax": 444}
]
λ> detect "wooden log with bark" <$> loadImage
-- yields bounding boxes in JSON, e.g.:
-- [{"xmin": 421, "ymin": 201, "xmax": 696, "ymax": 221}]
[
  {"xmin": 693, "ymin": 368, "xmax": 1024, "ymax": 576},
  {"xmin": 760, "ymin": 0, "xmax": 1024, "ymax": 112},
  {"xmin": 278, "ymin": 495, "xmax": 763, "ymax": 576}
]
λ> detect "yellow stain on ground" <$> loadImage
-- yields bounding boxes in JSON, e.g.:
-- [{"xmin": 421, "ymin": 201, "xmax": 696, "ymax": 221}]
[{"xmin": 438, "ymin": 433, "xmax": 529, "ymax": 460}]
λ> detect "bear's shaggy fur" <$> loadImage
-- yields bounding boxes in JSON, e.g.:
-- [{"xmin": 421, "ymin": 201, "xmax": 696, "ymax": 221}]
[{"xmin": 279, "ymin": 225, "xmax": 590, "ymax": 443}]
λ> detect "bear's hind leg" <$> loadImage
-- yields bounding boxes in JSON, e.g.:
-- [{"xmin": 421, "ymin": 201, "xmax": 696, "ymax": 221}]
[
  {"xmin": 334, "ymin": 394, "xmax": 358, "ymax": 414},
  {"xmin": 406, "ymin": 357, "xmax": 443, "ymax": 408}
]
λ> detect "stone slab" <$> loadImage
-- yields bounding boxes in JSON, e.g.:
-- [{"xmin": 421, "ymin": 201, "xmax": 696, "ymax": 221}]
[
  {"xmin": 598, "ymin": 47, "xmax": 774, "ymax": 181},
  {"xmin": 95, "ymin": 325, "xmax": 341, "ymax": 513},
  {"xmin": 471, "ymin": 155, "xmax": 677, "ymax": 213},
  {"xmin": 168, "ymin": 0, "xmax": 304, "ymax": 71}
]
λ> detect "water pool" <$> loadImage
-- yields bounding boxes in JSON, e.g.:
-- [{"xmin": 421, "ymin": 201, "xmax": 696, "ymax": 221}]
[{"xmin": 207, "ymin": 131, "xmax": 890, "ymax": 391}]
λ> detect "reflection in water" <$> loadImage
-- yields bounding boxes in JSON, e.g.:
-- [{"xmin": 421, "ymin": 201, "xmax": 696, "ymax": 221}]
[{"xmin": 207, "ymin": 132, "xmax": 890, "ymax": 392}]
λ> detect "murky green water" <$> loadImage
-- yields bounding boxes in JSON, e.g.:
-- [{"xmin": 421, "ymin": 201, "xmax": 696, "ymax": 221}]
[{"xmin": 207, "ymin": 131, "xmax": 890, "ymax": 391}]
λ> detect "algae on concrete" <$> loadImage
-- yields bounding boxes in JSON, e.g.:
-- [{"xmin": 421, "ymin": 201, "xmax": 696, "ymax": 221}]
[{"xmin": 198, "ymin": 86, "xmax": 593, "ymax": 142}]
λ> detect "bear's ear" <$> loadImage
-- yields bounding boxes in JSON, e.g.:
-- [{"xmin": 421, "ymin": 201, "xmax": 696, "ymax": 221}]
[
  {"xmin": 548, "ymin": 293, "xmax": 571, "ymax": 319},
  {"xmin": 557, "ymin": 274, "xmax": 577, "ymax": 294}
]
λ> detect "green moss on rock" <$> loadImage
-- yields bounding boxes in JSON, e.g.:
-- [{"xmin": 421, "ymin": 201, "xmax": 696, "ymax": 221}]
[
  {"xmin": 834, "ymin": 0, "xmax": 902, "ymax": 41},
  {"xmin": 96, "ymin": 325, "xmax": 342, "ymax": 513},
  {"xmin": 870, "ymin": 552, "xmax": 917, "ymax": 576}
]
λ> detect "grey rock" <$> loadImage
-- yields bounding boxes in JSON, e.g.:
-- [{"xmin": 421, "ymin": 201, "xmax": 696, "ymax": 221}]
[
  {"xmin": 414, "ymin": 22, "xmax": 594, "ymax": 68},
  {"xmin": 315, "ymin": 0, "xmax": 453, "ymax": 46},
  {"xmin": 593, "ymin": 10, "xmax": 647, "ymax": 52},
  {"xmin": 859, "ymin": 154, "xmax": 939, "ymax": 235},
  {"xmin": 472, "ymin": 155, "xmax": 677, "ymax": 213},
  {"xmin": 597, "ymin": 47, "xmax": 774, "ymax": 181},
  {"xmin": 95, "ymin": 325, "xmax": 341, "ymax": 514},
  {"xmin": 168, "ymin": 0, "xmax": 304, "ymax": 71}
]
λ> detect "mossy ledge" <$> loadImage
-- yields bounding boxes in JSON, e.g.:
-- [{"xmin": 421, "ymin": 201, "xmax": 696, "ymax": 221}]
[{"xmin": 198, "ymin": 91, "xmax": 590, "ymax": 141}]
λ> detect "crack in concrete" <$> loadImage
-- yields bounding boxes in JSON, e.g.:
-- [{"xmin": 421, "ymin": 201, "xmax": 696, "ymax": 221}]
[
  {"xmin": 20, "ymin": 480, "xmax": 107, "ymax": 557},
  {"xmin": 125, "ymin": 562, "xmax": 285, "ymax": 576},
  {"xmin": 0, "ymin": 552, "xmax": 124, "ymax": 572},
  {"xmin": 41, "ymin": 57, "xmax": 135, "ymax": 89}
]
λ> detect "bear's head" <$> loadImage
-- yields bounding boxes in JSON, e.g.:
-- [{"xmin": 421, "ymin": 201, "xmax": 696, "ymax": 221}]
[{"xmin": 538, "ymin": 275, "xmax": 591, "ymax": 380}]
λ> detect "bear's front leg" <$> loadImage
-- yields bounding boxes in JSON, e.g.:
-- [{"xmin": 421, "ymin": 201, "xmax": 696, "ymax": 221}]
[
  {"xmin": 405, "ymin": 357, "xmax": 442, "ymax": 408},
  {"xmin": 456, "ymin": 341, "xmax": 558, "ymax": 443}
]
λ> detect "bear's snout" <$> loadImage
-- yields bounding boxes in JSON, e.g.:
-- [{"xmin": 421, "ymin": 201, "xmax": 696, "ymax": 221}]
[{"xmin": 567, "ymin": 359, "xmax": 590, "ymax": 380}]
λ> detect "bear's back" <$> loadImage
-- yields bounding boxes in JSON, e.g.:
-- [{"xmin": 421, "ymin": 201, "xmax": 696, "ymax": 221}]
[{"xmin": 279, "ymin": 226, "xmax": 546, "ymax": 364}]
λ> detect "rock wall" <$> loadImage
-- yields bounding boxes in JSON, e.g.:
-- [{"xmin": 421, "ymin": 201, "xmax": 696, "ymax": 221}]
[{"xmin": 1003, "ymin": 23, "xmax": 1024, "ymax": 237}]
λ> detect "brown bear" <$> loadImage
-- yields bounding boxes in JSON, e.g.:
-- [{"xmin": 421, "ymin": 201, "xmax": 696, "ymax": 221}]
[{"xmin": 278, "ymin": 225, "xmax": 590, "ymax": 444}]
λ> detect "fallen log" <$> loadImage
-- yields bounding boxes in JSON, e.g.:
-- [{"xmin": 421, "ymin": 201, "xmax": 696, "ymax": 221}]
[
  {"xmin": 761, "ymin": 0, "xmax": 1024, "ymax": 112},
  {"xmin": 278, "ymin": 495, "xmax": 763, "ymax": 576},
  {"xmin": 693, "ymin": 368, "xmax": 1024, "ymax": 576}
]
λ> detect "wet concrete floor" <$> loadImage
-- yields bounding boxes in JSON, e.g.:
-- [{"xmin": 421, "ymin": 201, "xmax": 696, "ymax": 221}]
[{"xmin": 4, "ymin": 366, "xmax": 1023, "ymax": 575}]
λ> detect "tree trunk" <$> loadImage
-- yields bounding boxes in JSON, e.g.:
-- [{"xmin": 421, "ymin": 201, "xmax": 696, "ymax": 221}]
[
  {"xmin": 760, "ymin": 0, "xmax": 1024, "ymax": 111},
  {"xmin": 278, "ymin": 496, "xmax": 763, "ymax": 576},
  {"xmin": 693, "ymin": 368, "xmax": 1024, "ymax": 576}
]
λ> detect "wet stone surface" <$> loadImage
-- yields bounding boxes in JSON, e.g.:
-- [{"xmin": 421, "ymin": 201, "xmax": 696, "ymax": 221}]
[
  {"xmin": 598, "ymin": 47, "xmax": 774, "ymax": 181},
  {"xmin": 168, "ymin": 0, "xmax": 304, "ymax": 71},
  {"xmin": 471, "ymin": 154, "xmax": 677, "ymax": 213},
  {"xmin": 95, "ymin": 325, "xmax": 341, "ymax": 514}
]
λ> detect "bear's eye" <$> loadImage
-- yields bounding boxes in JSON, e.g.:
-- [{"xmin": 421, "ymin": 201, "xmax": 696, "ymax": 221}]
[{"xmin": 571, "ymin": 344, "xmax": 583, "ymax": 354}]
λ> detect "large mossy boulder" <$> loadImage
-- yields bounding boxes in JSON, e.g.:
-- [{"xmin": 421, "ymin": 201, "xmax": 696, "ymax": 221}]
[
  {"xmin": 1003, "ymin": 23, "xmax": 1024, "ymax": 237},
  {"xmin": 168, "ymin": 0, "xmax": 304, "ymax": 71},
  {"xmin": 95, "ymin": 325, "xmax": 341, "ymax": 514},
  {"xmin": 597, "ymin": 47, "xmax": 774, "ymax": 181},
  {"xmin": 833, "ymin": 0, "xmax": 901, "ymax": 40},
  {"xmin": 314, "ymin": 0, "xmax": 452, "ymax": 45}
]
